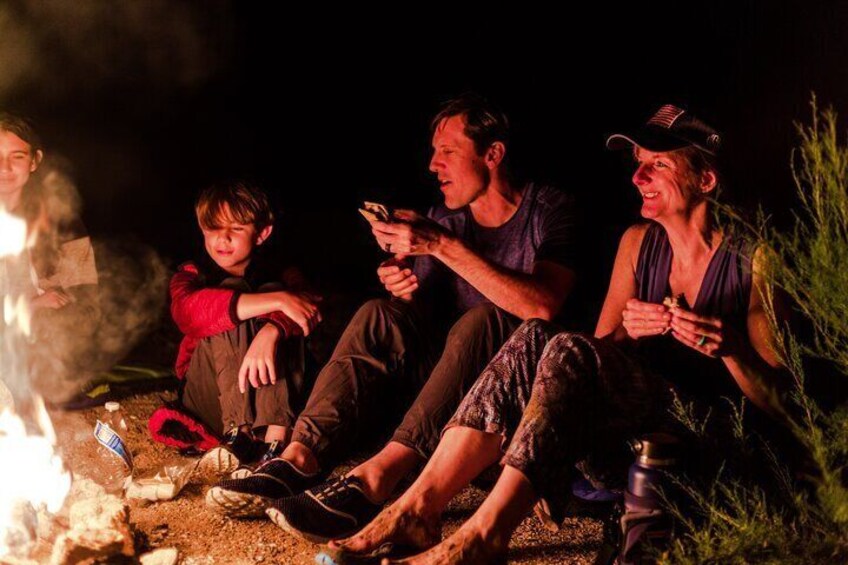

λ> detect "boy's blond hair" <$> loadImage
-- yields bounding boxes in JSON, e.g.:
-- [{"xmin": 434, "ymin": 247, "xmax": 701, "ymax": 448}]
[{"xmin": 195, "ymin": 181, "xmax": 274, "ymax": 231}]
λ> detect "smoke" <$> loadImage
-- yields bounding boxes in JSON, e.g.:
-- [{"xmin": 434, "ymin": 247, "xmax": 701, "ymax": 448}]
[
  {"xmin": 0, "ymin": 0, "xmax": 233, "ymax": 102},
  {"xmin": 0, "ymin": 0, "xmax": 234, "ymax": 401},
  {"xmin": 23, "ymin": 164, "xmax": 170, "ymax": 403},
  {"xmin": 0, "ymin": 5, "xmax": 37, "ymax": 98},
  {"xmin": 29, "ymin": 243, "xmax": 170, "ymax": 404}
]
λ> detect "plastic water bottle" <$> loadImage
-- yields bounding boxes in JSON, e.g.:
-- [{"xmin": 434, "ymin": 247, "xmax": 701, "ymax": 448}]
[{"xmin": 92, "ymin": 401, "xmax": 134, "ymax": 493}]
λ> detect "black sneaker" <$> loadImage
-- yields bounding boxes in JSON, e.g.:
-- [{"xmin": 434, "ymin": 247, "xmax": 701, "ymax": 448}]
[
  {"xmin": 266, "ymin": 476, "xmax": 381, "ymax": 543},
  {"xmin": 205, "ymin": 458, "xmax": 319, "ymax": 518},
  {"xmin": 229, "ymin": 440, "xmax": 286, "ymax": 479},
  {"xmin": 196, "ymin": 428, "xmax": 265, "ymax": 482}
]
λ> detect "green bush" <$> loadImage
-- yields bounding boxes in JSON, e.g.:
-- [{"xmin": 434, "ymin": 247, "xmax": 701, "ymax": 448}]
[{"xmin": 659, "ymin": 98, "xmax": 848, "ymax": 564}]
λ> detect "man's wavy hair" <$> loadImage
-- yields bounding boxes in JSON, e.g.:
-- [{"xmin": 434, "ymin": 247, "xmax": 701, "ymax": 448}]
[{"xmin": 431, "ymin": 93, "xmax": 511, "ymax": 164}]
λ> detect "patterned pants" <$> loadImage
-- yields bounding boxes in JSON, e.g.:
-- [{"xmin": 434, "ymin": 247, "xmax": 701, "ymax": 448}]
[{"xmin": 446, "ymin": 319, "xmax": 674, "ymax": 517}]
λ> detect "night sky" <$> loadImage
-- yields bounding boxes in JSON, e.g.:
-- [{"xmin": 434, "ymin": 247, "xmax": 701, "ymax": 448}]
[{"xmin": 3, "ymin": 1, "xmax": 848, "ymax": 313}]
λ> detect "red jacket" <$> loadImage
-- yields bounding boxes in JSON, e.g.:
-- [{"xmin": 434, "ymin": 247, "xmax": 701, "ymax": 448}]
[{"xmin": 170, "ymin": 262, "xmax": 301, "ymax": 378}]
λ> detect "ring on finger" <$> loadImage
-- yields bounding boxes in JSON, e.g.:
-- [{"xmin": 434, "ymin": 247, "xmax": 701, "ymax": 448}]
[{"xmin": 696, "ymin": 335, "xmax": 707, "ymax": 346}]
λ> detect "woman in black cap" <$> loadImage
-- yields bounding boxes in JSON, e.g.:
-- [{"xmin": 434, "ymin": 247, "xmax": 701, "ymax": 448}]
[{"xmin": 326, "ymin": 105, "xmax": 787, "ymax": 564}]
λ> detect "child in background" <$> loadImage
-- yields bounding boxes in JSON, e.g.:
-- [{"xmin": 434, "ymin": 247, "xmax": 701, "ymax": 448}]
[
  {"xmin": 167, "ymin": 181, "xmax": 321, "ymax": 474},
  {"xmin": 0, "ymin": 112, "xmax": 99, "ymax": 405}
]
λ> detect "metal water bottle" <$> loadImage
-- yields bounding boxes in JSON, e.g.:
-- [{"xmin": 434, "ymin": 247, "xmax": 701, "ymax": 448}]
[
  {"xmin": 628, "ymin": 432, "xmax": 678, "ymax": 500},
  {"xmin": 619, "ymin": 432, "xmax": 679, "ymax": 564}
]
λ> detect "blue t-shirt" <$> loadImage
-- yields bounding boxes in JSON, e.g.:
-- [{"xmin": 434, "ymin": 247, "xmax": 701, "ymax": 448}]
[{"xmin": 413, "ymin": 182, "xmax": 577, "ymax": 315}]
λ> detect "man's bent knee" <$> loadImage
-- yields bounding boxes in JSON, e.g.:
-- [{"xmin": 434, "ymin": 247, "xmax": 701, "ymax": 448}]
[
  {"xmin": 446, "ymin": 304, "xmax": 505, "ymax": 340},
  {"xmin": 350, "ymin": 298, "xmax": 406, "ymax": 326}
]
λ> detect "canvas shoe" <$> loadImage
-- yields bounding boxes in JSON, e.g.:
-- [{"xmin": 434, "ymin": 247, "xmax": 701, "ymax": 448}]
[
  {"xmin": 206, "ymin": 458, "xmax": 320, "ymax": 518},
  {"xmin": 266, "ymin": 475, "xmax": 381, "ymax": 543}
]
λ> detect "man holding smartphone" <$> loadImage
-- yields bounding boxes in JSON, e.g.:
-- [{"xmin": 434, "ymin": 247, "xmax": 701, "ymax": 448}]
[{"xmin": 207, "ymin": 93, "xmax": 580, "ymax": 543}]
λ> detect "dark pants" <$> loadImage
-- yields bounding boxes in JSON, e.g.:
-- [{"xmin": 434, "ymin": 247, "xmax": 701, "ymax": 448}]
[
  {"xmin": 182, "ymin": 320, "xmax": 308, "ymax": 436},
  {"xmin": 290, "ymin": 298, "xmax": 520, "ymax": 466}
]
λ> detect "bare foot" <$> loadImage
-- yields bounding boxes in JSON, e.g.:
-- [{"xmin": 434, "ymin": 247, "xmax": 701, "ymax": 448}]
[
  {"xmin": 382, "ymin": 523, "xmax": 507, "ymax": 565},
  {"xmin": 330, "ymin": 501, "xmax": 441, "ymax": 556}
]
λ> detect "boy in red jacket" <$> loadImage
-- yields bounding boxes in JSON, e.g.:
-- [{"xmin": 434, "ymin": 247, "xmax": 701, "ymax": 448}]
[{"xmin": 166, "ymin": 181, "xmax": 321, "ymax": 474}]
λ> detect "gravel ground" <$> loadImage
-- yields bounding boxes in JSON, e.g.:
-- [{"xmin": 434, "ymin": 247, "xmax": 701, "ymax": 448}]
[{"xmin": 52, "ymin": 392, "xmax": 606, "ymax": 564}]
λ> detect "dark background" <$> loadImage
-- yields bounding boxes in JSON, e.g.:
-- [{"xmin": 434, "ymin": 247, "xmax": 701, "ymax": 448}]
[{"xmin": 3, "ymin": 1, "xmax": 848, "ymax": 318}]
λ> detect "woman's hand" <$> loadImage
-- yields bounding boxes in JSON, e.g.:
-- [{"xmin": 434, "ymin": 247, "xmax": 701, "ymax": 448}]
[
  {"xmin": 669, "ymin": 307, "xmax": 741, "ymax": 357},
  {"xmin": 275, "ymin": 291, "xmax": 322, "ymax": 336},
  {"xmin": 621, "ymin": 298, "xmax": 671, "ymax": 338},
  {"xmin": 238, "ymin": 324, "xmax": 280, "ymax": 393}
]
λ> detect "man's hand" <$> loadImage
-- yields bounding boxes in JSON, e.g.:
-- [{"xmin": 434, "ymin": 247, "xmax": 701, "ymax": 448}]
[
  {"xmin": 238, "ymin": 324, "xmax": 280, "ymax": 393},
  {"xmin": 621, "ymin": 298, "xmax": 671, "ymax": 339},
  {"xmin": 274, "ymin": 291, "xmax": 323, "ymax": 336},
  {"xmin": 31, "ymin": 289, "xmax": 75, "ymax": 310},
  {"xmin": 370, "ymin": 209, "xmax": 450, "ymax": 256},
  {"xmin": 377, "ymin": 258, "xmax": 418, "ymax": 301}
]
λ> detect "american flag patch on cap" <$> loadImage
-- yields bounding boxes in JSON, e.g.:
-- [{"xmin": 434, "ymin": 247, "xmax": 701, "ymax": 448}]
[{"xmin": 647, "ymin": 105, "xmax": 686, "ymax": 129}]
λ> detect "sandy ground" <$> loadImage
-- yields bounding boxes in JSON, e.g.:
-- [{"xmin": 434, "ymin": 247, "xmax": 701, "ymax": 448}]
[{"xmin": 51, "ymin": 392, "xmax": 606, "ymax": 564}]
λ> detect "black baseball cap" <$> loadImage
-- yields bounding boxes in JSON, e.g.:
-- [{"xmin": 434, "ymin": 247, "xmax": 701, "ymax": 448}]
[{"xmin": 606, "ymin": 104, "xmax": 721, "ymax": 156}]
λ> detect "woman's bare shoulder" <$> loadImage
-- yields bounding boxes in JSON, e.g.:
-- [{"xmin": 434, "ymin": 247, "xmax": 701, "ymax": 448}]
[{"xmin": 618, "ymin": 223, "xmax": 651, "ymax": 255}]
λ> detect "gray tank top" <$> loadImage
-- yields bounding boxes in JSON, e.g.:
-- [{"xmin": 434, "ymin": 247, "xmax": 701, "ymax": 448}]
[{"xmin": 634, "ymin": 223, "xmax": 753, "ymax": 400}]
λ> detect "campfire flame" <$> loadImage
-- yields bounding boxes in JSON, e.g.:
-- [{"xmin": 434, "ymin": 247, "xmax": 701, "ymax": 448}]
[
  {"xmin": 0, "ymin": 209, "xmax": 26, "ymax": 257},
  {"xmin": 0, "ymin": 206, "xmax": 71, "ymax": 558}
]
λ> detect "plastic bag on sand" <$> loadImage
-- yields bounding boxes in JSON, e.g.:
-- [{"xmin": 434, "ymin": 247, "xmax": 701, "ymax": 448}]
[{"xmin": 126, "ymin": 457, "xmax": 200, "ymax": 501}]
